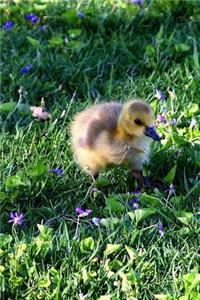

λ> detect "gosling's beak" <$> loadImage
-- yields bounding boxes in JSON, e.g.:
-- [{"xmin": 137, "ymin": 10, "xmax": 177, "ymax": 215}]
[{"xmin": 144, "ymin": 126, "xmax": 161, "ymax": 141}]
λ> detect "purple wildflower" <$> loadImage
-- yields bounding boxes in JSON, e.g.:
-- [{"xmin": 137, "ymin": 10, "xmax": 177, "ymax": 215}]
[
  {"xmin": 135, "ymin": 190, "xmax": 141, "ymax": 196},
  {"xmin": 168, "ymin": 184, "xmax": 176, "ymax": 195},
  {"xmin": 133, "ymin": 197, "xmax": 139, "ymax": 209},
  {"xmin": 76, "ymin": 207, "xmax": 84, "ymax": 215},
  {"xmin": 76, "ymin": 207, "xmax": 92, "ymax": 217},
  {"xmin": 168, "ymin": 119, "xmax": 176, "ymax": 126},
  {"xmin": 51, "ymin": 168, "xmax": 63, "ymax": 176},
  {"xmin": 92, "ymin": 217, "xmax": 100, "ymax": 226},
  {"xmin": 8, "ymin": 212, "xmax": 24, "ymax": 226},
  {"xmin": 77, "ymin": 12, "xmax": 84, "ymax": 19},
  {"xmin": 155, "ymin": 89, "xmax": 166, "ymax": 101},
  {"xmin": 20, "ymin": 64, "xmax": 32, "ymax": 74},
  {"xmin": 31, "ymin": 16, "xmax": 39, "ymax": 24},
  {"xmin": 158, "ymin": 223, "xmax": 164, "ymax": 237},
  {"xmin": 26, "ymin": 13, "xmax": 39, "ymax": 24},
  {"xmin": 157, "ymin": 114, "xmax": 167, "ymax": 124},
  {"xmin": 127, "ymin": 0, "xmax": 144, "ymax": 4},
  {"xmin": 39, "ymin": 25, "xmax": 47, "ymax": 30},
  {"xmin": 26, "ymin": 13, "xmax": 36, "ymax": 20},
  {"xmin": 190, "ymin": 119, "xmax": 196, "ymax": 129},
  {"xmin": 83, "ymin": 209, "xmax": 92, "ymax": 216},
  {"xmin": 3, "ymin": 20, "xmax": 14, "ymax": 30}
]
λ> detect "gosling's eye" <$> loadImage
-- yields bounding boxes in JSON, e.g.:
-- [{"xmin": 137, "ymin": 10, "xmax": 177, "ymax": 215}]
[{"xmin": 134, "ymin": 119, "xmax": 143, "ymax": 126}]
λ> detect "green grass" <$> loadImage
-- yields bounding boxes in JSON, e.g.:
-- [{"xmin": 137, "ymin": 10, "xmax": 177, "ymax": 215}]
[{"xmin": 0, "ymin": 0, "xmax": 200, "ymax": 299}]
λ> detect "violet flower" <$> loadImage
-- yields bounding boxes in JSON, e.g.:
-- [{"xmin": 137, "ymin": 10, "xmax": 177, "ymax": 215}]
[
  {"xmin": 92, "ymin": 217, "xmax": 100, "ymax": 226},
  {"xmin": 39, "ymin": 25, "xmax": 47, "ymax": 30},
  {"xmin": 3, "ymin": 20, "xmax": 14, "ymax": 30},
  {"xmin": 157, "ymin": 114, "xmax": 167, "ymax": 124},
  {"xmin": 26, "ymin": 13, "xmax": 36, "ymax": 20},
  {"xmin": 135, "ymin": 190, "xmax": 141, "ymax": 197},
  {"xmin": 8, "ymin": 212, "xmax": 24, "ymax": 226},
  {"xmin": 20, "ymin": 64, "xmax": 32, "ymax": 74},
  {"xmin": 155, "ymin": 89, "xmax": 166, "ymax": 101},
  {"xmin": 168, "ymin": 119, "xmax": 176, "ymax": 126},
  {"xmin": 133, "ymin": 197, "xmax": 139, "ymax": 209},
  {"xmin": 51, "ymin": 168, "xmax": 63, "ymax": 176},
  {"xmin": 127, "ymin": 0, "xmax": 144, "ymax": 4},
  {"xmin": 76, "ymin": 207, "xmax": 92, "ymax": 217},
  {"xmin": 158, "ymin": 223, "xmax": 164, "ymax": 237},
  {"xmin": 168, "ymin": 184, "xmax": 176, "ymax": 195},
  {"xmin": 76, "ymin": 207, "xmax": 84, "ymax": 215},
  {"xmin": 77, "ymin": 12, "xmax": 84, "ymax": 19},
  {"xmin": 190, "ymin": 119, "xmax": 196, "ymax": 129},
  {"xmin": 26, "ymin": 13, "xmax": 39, "ymax": 24}
]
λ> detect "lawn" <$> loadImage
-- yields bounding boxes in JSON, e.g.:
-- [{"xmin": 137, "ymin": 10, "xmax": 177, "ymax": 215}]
[{"xmin": 0, "ymin": 0, "xmax": 200, "ymax": 299}]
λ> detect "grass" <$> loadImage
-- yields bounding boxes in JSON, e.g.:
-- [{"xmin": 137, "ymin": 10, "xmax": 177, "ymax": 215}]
[{"xmin": 0, "ymin": 0, "xmax": 200, "ymax": 299}]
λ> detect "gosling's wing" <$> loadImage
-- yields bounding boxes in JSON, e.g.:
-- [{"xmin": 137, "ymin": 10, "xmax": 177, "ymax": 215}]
[
  {"xmin": 85, "ymin": 102, "xmax": 122, "ymax": 147},
  {"xmin": 70, "ymin": 102, "xmax": 122, "ymax": 148}
]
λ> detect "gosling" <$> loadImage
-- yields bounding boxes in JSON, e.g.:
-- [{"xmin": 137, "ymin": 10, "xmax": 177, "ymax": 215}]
[{"xmin": 70, "ymin": 100, "xmax": 160, "ymax": 187}]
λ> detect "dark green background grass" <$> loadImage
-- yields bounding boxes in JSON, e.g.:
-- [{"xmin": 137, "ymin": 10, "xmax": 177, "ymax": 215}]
[{"xmin": 0, "ymin": 0, "xmax": 200, "ymax": 299}]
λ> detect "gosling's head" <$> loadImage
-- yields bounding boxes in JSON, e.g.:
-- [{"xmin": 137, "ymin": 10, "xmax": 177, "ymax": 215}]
[{"xmin": 120, "ymin": 100, "xmax": 160, "ymax": 141}]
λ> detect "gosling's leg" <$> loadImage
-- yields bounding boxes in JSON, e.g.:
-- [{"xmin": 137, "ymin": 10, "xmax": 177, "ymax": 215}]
[
  {"xmin": 132, "ymin": 170, "xmax": 150, "ymax": 189},
  {"xmin": 84, "ymin": 166, "xmax": 99, "ymax": 182},
  {"xmin": 91, "ymin": 172, "xmax": 99, "ymax": 182},
  {"xmin": 82, "ymin": 169, "xmax": 100, "ymax": 200}
]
